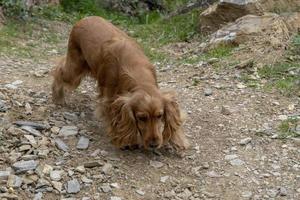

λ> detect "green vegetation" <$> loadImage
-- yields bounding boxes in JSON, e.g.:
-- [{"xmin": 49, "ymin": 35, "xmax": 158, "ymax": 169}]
[
  {"xmin": 238, "ymin": 34, "xmax": 300, "ymax": 96},
  {"xmin": 0, "ymin": 1, "xmax": 201, "ymax": 62},
  {"xmin": 258, "ymin": 42, "xmax": 300, "ymax": 96},
  {"xmin": 278, "ymin": 117, "xmax": 299, "ymax": 139},
  {"xmin": 0, "ymin": 0, "xmax": 31, "ymax": 20},
  {"xmin": 0, "ymin": 19, "xmax": 67, "ymax": 59},
  {"xmin": 182, "ymin": 45, "xmax": 234, "ymax": 65},
  {"xmin": 240, "ymin": 74, "xmax": 260, "ymax": 88}
]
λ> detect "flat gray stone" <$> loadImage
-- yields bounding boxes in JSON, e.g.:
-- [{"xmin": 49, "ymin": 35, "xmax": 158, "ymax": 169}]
[
  {"xmin": 0, "ymin": 171, "xmax": 10, "ymax": 180},
  {"xmin": 225, "ymin": 154, "xmax": 238, "ymax": 160},
  {"xmin": 204, "ymin": 88, "xmax": 213, "ymax": 96},
  {"xmin": 0, "ymin": 99, "xmax": 7, "ymax": 112},
  {"xmin": 279, "ymin": 187, "xmax": 287, "ymax": 196},
  {"xmin": 241, "ymin": 191, "xmax": 253, "ymax": 198},
  {"xmin": 150, "ymin": 160, "xmax": 164, "ymax": 168},
  {"xmin": 33, "ymin": 192, "xmax": 43, "ymax": 200},
  {"xmin": 100, "ymin": 185, "xmax": 112, "ymax": 193},
  {"xmin": 160, "ymin": 176, "xmax": 169, "ymax": 183},
  {"xmin": 230, "ymin": 159, "xmax": 245, "ymax": 166},
  {"xmin": 77, "ymin": 136, "xmax": 89, "ymax": 150},
  {"xmin": 81, "ymin": 176, "xmax": 93, "ymax": 184},
  {"xmin": 24, "ymin": 134, "xmax": 37, "ymax": 146},
  {"xmin": 12, "ymin": 160, "xmax": 37, "ymax": 174},
  {"xmin": 84, "ymin": 161, "xmax": 103, "ymax": 168},
  {"xmin": 59, "ymin": 126, "xmax": 78, "ymax": 137},
  {"xmin": 63, "ymin": 112, "xmax": 78, "ymax": 121},
  {"xmin": 21, "ymin": 126, "xmax": 42, "ymax": 137},
  {"xmin": 7, "ymin": 175, "xmax": 22, "ymax": 188},
  {"xmin": 221, "ymin": 106, "xmax": 232, "ymax": 115},
  {"xmin": 50, "ymin": 170, "xmax": 62, "ymax": 181},
  {"xmin": 54, "ymin": 138, "xmax": 69, "ymax": 152},
  {"xmin": 66, "ymin": 179, "xmax": 81, "ymax": 194},
  {"xmin": 102, "ymin": 163, "xmax": 113, "ymax": 175},
  {"xmin": 206, "ymin": 171, "xmax": 222, "ymax": 178},
  {"xmin": 5, "ymin": 80, "xmax": 23, "ymax": 89},
  {"xmin": 110, "ymin": 183, "xmax": 120, "ymax": 189},
  {"xmin": 52, "ymin": 181, "xmax": 63, "ymax": 192},
  {"xmin": 239, "ymin": 137, "xmax": 252, "ymax": 145},
  {"xmin": 110, "ymin": 197, "xmax": 122, "ymax": 200},
  {"xmin": 136, "ymin": 189, "xmax": 145, "ymax": 196},
  {"xmin": 14, "ymin": 121, "xmax": 47, "ymax": 130},
  {"xmin": 295, "ymin": 125, "xmax": 300, "ymax": 135}
]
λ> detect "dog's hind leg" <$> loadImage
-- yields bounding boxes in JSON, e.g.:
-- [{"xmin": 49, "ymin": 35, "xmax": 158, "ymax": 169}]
[{"xmin": 52, "ymin": 44, "xmax": 88, "ymax": 105}]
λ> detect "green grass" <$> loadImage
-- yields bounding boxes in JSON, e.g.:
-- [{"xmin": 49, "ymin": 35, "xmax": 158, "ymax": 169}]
[
  {"xmin": 0, "ymin": 19, "xmax": 67, "ymax": 59},
  {"xmin": 0, "ymin": 3, "xmax": 201, "ymax": 62},
  {"xmin": 278, "ymin": 118, "xmax": 300, "ymax": 139},
  {"xmin": 248, "ymin": 34, "xmax": 300, "ymax": 96},
  {"xmin": 164, "ymin": 0, "xmax": 193, "ymax": 11},
  {"xmin": 205, "ymin": 45, "xmax": 234, "ymax": 59},
  {"xmin": 181, "ymin": 45, "xmax": 234, "ymax": 65},
  {"xmin": 258, "ymin": 62, "xmax": 300, "ymax": 96},
  {"xmin": 0, "ymin": 22, "xmax": 32, "ymax": 57},
  {"xmin": 240, "ymin": 74, "xmax": 260, "ymax": 88}
]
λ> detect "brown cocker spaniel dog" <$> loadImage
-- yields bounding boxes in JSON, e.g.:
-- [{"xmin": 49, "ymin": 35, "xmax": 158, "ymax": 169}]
[{"xmin": 52, "ymin": 16, "xmax": 189, "ymax": 150}]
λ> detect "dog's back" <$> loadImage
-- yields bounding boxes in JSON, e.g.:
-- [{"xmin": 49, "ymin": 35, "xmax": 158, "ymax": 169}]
[
  {"xmin": 52, "ymin": 16, "xmax": 157, "ymax": 100},
  {"xmin": 69, "ymin": 16, "xmax": 136, "ymax": 69}
]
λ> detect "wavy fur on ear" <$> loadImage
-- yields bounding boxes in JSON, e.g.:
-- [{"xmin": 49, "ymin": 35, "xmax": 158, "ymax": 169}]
[
  {"xmin": 162, "ymin": 91, "xmax": 189, "ymax": 150},
  {"xmin": 105, "ymin": 96, "xmax": 139, "ymax": 148}
]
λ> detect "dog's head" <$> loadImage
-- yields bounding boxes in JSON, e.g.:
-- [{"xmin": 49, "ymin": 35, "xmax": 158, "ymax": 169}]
[{"xmin": 110, "ymin": 90, "xmax": 189, "ymax": 150}]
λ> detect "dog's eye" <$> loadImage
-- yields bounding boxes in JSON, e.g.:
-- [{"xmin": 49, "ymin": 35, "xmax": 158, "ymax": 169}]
[
  {"xmin": 138, "ymin": 116, "xmax": 148, "ymax": 122},
  {"xmin": 157, "ymin": 114, "xmax": 163, "ymax": 119}
]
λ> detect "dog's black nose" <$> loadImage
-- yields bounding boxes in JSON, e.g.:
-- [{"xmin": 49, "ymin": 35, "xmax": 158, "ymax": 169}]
[{"xmin": 149, "ymin": 143, "xmax": 159, "ymax": 149}]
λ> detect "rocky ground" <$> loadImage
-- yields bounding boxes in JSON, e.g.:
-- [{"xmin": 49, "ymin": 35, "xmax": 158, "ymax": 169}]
[{"xmin": 0, "ymin": 20, "xmax": 300, "ymax": 200}]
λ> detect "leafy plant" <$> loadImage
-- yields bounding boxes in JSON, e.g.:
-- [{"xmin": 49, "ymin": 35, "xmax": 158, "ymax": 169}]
[
  {"xmin": 60, "ymin": 0, "xmax": 97, "ymax": 14},
  {"xmin": 0, "ymin": 0, "xmax": 30, "ymax": 20},
  {"xmin": 278, "ymin": 118, "xmax": 299, "ymax": 139}
]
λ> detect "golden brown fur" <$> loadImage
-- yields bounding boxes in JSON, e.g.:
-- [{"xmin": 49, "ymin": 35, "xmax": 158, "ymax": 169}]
[{"xmin": 52, "ymin": 16, "xmax": 189, "ymax": 150}]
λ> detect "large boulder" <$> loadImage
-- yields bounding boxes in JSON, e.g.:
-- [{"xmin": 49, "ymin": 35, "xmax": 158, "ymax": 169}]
[
  {"xmin": 208, "ymin": 13, "xmax": 290, "ymax": 47},
  {"xmin": 198, "ymin": 0, "xmax": 300, "ymax": 34},
  {"xmin": 199, "ymin": 0, "xmax": 263, "ymax": 33},
  {"xmin": 206, "ymin": 13, "xmax": 292, "ymax": 65}
]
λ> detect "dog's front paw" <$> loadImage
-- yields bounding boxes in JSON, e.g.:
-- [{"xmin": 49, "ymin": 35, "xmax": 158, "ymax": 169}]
[
  {"xmin": 52, "ymin": 83, "xmax": 66, "ymax": 105},
  {"xmin": 53, "ymin": 96, "xmax": 66, "ymax": 105}
]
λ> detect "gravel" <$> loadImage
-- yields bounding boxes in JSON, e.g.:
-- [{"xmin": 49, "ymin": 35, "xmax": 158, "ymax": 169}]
[{"xmin": 1, "ymin": 28, "xmax": 299, "ymax": 200}]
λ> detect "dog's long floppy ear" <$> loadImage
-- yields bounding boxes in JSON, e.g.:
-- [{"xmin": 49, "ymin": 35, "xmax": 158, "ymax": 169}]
[
  {"xmin": 109, "ymin": 96, "xmax": 139, "ymax": 148},
  {"xmin": 162, "ymin": 90, "xmax": 189, "ymax": 150}
]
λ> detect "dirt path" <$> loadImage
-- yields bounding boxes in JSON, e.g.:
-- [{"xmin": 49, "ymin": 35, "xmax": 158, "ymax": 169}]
[{"xmin": 0, "ymin": 22, "xmax": 299, "ymax": 200}]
